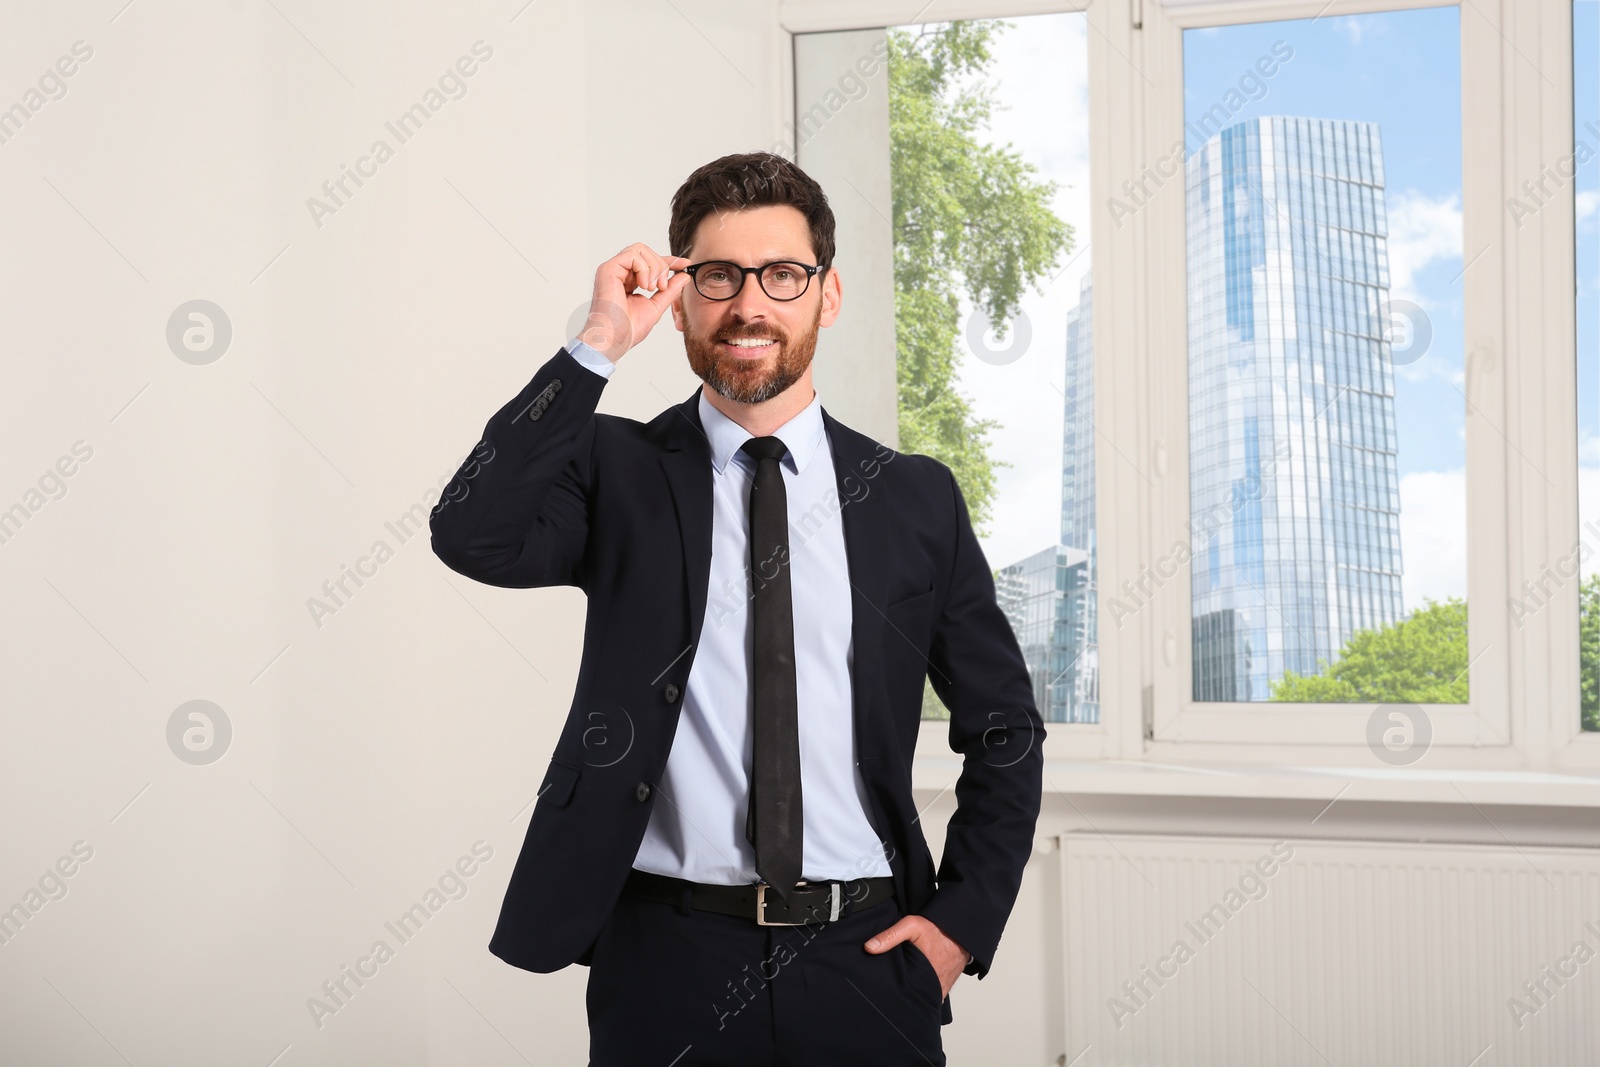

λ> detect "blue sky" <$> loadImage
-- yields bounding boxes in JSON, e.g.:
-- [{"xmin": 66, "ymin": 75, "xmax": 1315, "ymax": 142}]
[
  {"xmin": 1184, "ymin": 7, "xmax": 1467, "ymax": 605},
  {"xmin": 1578, "ymin": 1, "xmax": 1599, "ymax": 581},
  {"xmin": 1581, "ymin": 0, "xmax": 1599, "ymax": 418},
  {"xmin": 1184, "ymin": 7, "xmax": 1465, "ymax": 483}
]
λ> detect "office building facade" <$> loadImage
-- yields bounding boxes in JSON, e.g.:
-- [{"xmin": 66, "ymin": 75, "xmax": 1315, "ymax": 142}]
[{"xmin": 1186, "ymin": 116, "xmax": 1406, "ymax": 701}]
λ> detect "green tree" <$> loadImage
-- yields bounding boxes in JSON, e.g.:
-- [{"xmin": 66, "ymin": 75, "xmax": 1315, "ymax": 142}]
[
  {"xmin": 888, "ymin": 20, "xmax": 1072, "ymax": 536},
  {"xmin": 1582, "ymin": 573, "xmax": 1600, "ymax": 731},
  {"xmin": 1269, "ymin": 597, "xmax": 1470, "ymax": 703}
]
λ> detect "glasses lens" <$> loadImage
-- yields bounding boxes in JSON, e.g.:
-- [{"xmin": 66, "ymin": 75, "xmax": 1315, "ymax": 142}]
[
  {"xmin": 695, "ymin": 262, "xmax": 741, "ymax": 299},
  {"xmin": 760, "ymin": 262, "xmax": 809, "ymax": 300}
]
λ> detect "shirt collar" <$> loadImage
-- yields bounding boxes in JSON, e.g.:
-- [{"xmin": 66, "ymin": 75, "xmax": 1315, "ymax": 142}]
[{"xmin": 698, "ymin": 386, "xmax": 826, "ymax": 476}]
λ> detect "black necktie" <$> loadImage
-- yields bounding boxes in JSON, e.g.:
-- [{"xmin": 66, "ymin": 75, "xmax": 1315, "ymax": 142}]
[{"xmin": 739, "ymin": 436, "xmax": 803, "ymax": 901}]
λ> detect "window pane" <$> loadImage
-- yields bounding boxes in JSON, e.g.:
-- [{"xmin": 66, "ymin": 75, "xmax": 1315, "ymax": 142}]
[
  {"xmin": 1577, "ymin": 0, "xmax": 1598, "ymax": 731},
  {"xmin": 881, "ymin": 16, "xmax": 1094, "ymax": 722},
  {"xmin": 1183, "ymin": 9, "xmax": 1468, "ymax": 702}
]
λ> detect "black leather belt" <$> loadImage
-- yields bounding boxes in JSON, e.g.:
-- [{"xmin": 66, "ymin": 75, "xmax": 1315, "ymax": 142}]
[{"xmin": 624, "ymin": 868, "xmax": 895, "ymax": 926}]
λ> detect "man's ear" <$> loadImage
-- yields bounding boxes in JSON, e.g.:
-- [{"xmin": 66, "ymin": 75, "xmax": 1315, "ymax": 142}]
[
  {"xmin": 670, "ymin": 293, "xmax": 685, "ymax": 333},
  {"xmin": 818, "ymin": 265, "xmax": 842, "ymax": 329}
]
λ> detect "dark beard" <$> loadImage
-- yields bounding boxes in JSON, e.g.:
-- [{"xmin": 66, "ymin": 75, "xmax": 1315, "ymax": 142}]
[{"xmin": 684, "ymin": 300, "xmax": 822, "ymax": 405}]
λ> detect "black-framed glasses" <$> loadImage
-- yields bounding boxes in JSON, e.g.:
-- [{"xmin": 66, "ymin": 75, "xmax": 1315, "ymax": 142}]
[{"xmin": 682, "ymin": 260, "xmax": 823, "ymax": 301}]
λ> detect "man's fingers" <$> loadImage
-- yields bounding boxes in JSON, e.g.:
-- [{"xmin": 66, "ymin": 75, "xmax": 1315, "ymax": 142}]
[
  {"xmin": 629, "ymin": 251, "xmax": 657, "ymax": 291},
  {"xmin": 601, "ymin": 257, "xmax": 637, "ymax": 296},
  {"xmin": 615, "ymin": 248, "xmax": 647, "ymax": 286},
  {"xmin": 864, "ymin": 918, "xmax": 917, "ymax": 952},
  {"xmin": 643, "ymin": 248, "xmax": 673, "ymax": 288},
  {"xmin": 646, "ymin": 272, "xmax": 691, "ymax": 312},
  {"xmin": 646, "ymin": 271, "xmax": 691, "ymax": 313},
  {"xmin": 605, "ymin": 246, "xmax": 686, "ymax": 291},
  {"xmin": 586, "ymin": 244, "xmax": 688, "ymax": 360},
  {"xmin": 635, "ymin": 252, "xmax": 658, "ymax": 290}
]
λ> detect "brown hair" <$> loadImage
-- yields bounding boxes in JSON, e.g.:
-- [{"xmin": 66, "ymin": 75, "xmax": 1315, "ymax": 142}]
[{"xmin": 668, "ymin": 152, "xmax": 836, "ymax": 271}]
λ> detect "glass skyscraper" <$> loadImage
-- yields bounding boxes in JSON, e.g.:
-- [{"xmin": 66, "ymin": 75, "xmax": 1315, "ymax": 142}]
[
  {"xmin": 1058, "ymin": 272, "xmax": 1098, "ymax": 722},
  {"xmin": 996, "ymin": 544, "xmax": 1093, "ymax": 723},
  {"xmin": 996, "ymin": 273, "xmax": 1099, "ymax": 724},
  {"xmin": 1186, "ymin": 115, "xmax": 1406, "ymax": 701}
]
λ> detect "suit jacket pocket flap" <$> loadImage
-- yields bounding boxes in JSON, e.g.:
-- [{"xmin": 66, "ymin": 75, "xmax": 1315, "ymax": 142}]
[
  {"xmin": 538, "ymin": 758, "xmax": 581, "ymax": 808},
  {"xmin": 884, "ymin": 586, "xmax": 935, "ymax": 619}
]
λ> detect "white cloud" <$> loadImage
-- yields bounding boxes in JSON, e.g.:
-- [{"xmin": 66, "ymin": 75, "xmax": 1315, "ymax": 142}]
[
  {"xmin": 1332, "ymin": 14, "xmax": 1387, "ymax": 46},
  {"xmin": 1583, "ymin": 455, "xmax": 1600, "ymax": 580},
  {"xmin": 1578, "ymin": 189, "xmax": 1599, "ymax": 224},
  {"xmin": 1398, "ymin": 468, "xmax": 1467, "ymax": 607},
  {"xmin": 1385, "ymin": 188, "xmax": 1463, "ymax": 303}
]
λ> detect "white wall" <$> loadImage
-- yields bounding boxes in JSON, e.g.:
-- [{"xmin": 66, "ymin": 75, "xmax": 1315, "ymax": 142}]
[{"xmin": 0, "ymin": 3, "xmax": 793, "ymax": 1064}]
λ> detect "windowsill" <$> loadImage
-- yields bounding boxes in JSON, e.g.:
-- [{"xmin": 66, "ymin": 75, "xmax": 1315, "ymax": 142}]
[{"xmin": 912, "ymin": 754, "xmax": 1600, "ymax": 807}]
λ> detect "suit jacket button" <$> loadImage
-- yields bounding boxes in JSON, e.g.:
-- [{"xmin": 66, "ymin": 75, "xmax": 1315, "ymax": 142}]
[
  {"xmin": 663, "ymin": 683, "xmax": 680, "ymax": 703},
  {"xmin": 635, "ymin": 782, "xmax": 651, "ymax": 802}
]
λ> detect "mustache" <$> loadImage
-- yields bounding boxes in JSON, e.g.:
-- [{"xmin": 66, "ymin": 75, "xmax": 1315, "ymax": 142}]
[{"xmin": 716, "ymin": 324, "xmax": 786, "ymax": 342}]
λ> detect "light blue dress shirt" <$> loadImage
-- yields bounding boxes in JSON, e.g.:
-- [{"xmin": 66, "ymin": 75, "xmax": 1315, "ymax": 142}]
[{"xmin": 564, "ymin": 337, "xmax": 893, "ymax": 885}]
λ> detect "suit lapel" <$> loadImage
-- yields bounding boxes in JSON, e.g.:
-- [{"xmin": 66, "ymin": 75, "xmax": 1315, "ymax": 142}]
[
  {"xmin": 822, "ymin": 407, "xmax": 891, "ymax": 766},
  {"xmin": 823, "ymin": 409, "xmax": 898, "ymax": 854},
  {"xmin": 659, "ymin": 390, "xmax": 714, "ymax": 652},
  {"xmin": 821, "ymin": 408, "xmax": 889, "ymax": 656}
]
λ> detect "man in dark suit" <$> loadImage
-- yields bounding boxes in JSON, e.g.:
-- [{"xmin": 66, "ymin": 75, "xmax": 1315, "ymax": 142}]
[{"xmin": 430, "ymin": 151, "xmax": 1044, "ymax": 1066}]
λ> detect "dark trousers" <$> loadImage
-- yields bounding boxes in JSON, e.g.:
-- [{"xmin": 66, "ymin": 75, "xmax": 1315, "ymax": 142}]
[{"xmin": 584, "ymin": 881, "xmax": 948, "ymax": 1066}]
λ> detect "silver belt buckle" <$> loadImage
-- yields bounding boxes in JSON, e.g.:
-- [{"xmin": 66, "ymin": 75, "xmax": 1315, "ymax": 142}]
[{"xmin": 755, "ymin": 880, "xmax": 842, "ymax": 925}]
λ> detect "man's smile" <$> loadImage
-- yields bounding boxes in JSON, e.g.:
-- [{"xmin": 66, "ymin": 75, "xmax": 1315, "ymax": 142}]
[{"xmin": 721, "ymin": 337, "xmax": 779, "ymax": 357}]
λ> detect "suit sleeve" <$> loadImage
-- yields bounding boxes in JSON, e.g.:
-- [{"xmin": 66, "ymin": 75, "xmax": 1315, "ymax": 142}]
[
  {"xmin": 915, "ymin": 464, "xmax": 1047, "ymax": 981},
  {"xmin": 429, "ymin": 346, "xmax": 609, "ymax": 590}
]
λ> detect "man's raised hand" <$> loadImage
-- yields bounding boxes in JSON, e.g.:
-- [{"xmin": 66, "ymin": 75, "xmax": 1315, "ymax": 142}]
[{"xmin": 577, "ymin": 243, "xmax": 693, "ymax": 363}]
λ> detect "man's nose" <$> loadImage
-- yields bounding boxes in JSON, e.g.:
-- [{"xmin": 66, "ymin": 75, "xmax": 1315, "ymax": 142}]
[{"xmin": 726, "ymin": 277, "xmax": 772, "ymax": 322}]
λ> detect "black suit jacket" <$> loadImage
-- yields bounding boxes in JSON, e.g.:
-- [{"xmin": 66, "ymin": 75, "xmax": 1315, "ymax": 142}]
[{"xmin": 430, "ymin": 346, "xmax": 1045, "ymax": 1002}]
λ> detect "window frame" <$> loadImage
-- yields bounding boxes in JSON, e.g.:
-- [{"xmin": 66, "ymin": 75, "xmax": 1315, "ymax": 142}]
[
  {"xmin": 1146, "ymin": 0, "xmax": 1505, "ymax": 759},
  {"xmin": 781, "ymin": 0, "xmax": 1594, "ymax": 771}
]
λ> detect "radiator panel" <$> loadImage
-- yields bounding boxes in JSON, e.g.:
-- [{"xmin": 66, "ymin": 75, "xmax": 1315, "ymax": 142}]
[{"xmin": 1060, "ymin": 833, "xmax": 1600, "ymax": 1066}]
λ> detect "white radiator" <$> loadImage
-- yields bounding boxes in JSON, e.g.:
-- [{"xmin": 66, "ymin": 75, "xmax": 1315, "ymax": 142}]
[{"xmin": 1059, "ymin": 832, "xmax": 1600, "ymax": 1066}]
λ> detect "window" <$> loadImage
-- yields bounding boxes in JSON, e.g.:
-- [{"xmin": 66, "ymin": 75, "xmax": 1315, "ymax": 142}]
[
  {"xmin": 795, "ymin": 13, "xmax": 1098, "ymax": 726},
  {"xmin": 1130, "ymin": 0, "xmax": 1520, "ymax": 754},
  {"xmin": 889, "ymin": 16, "xmax": 1095, "ymax": 725},
  {"xmin": 791, "ymin": 0, "xmax": 1584, "ymax": 766},
  {"xmin": 1181, "ymin": 10, "xmax": 1467, "ymax": 705}
]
